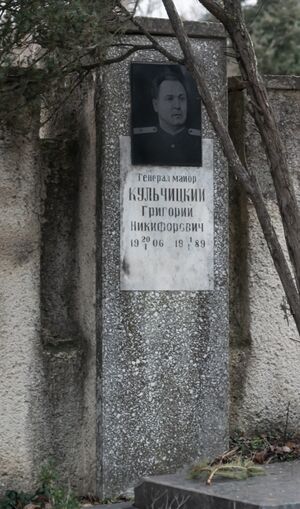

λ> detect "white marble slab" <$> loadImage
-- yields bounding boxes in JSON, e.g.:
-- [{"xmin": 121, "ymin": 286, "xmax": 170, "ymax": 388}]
[{"xmin": 120, "ymin": 136, "xmax": 214, "ymax": 291}]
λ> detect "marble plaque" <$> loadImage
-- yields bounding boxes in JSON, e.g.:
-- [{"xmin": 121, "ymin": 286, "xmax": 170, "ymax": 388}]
[{"xmin": 120, "ymin": 137, "xmax": 214, "ymax": 291}]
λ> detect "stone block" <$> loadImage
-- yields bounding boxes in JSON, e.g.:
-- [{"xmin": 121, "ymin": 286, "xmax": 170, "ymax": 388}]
[
  {"xmin": 96, "ymin": 21, "xmax": 228, "ymax": 497},
  {"xmin": 135, "ymin": 461, "xmax": 300, "ymax": 509}
]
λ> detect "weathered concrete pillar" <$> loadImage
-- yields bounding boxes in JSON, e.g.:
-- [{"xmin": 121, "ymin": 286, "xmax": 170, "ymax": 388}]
[
  {"xmin": 0, "ymin": 81, "xmax": 97, "ymax": 495},
  {"xmin": 0, "ymin": 99, "xmax": 44, "ymax": 491},
  {"xmin": 96, "ymin": 20, "xmax": 229, "ymax": 497},
  {"xmin": 39, "ymin": 84, "xmax": 97, "ymax": 493},
  {"xmin": 229, "ymin": 76, "xmax": 300, "ymax": 434}
]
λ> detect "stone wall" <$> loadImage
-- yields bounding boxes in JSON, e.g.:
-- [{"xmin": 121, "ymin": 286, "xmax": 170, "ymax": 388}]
[{"xmin": 229, "ymin": 76, "xmax": 300, "ymax": 434}]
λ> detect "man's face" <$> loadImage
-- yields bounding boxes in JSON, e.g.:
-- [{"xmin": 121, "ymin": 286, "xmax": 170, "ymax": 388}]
[{"xmin": 153, "ymin": 79, "xmax": 187, "ymax": 133}]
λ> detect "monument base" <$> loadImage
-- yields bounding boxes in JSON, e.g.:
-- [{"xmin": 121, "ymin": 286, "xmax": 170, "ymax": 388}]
[{"xmin": 135, "ymin": 461, "xmax": 300, "ymax": 509}]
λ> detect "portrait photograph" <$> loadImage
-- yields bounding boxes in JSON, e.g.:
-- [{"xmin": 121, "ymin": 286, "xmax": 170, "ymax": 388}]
[{"xmin": 131, "ymin": 62, "xmax": 202, "ymax": 167}]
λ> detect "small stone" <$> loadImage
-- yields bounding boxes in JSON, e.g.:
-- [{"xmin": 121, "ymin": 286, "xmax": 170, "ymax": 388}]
[{"xmin": 282, "ymin": 446, "xmax": 292, "ymax": 453}]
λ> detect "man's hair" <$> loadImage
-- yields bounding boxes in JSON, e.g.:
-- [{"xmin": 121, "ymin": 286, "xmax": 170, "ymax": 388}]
[{"xmin": 151, "ymin": 67, "xmax": 187, "ymax": 99}]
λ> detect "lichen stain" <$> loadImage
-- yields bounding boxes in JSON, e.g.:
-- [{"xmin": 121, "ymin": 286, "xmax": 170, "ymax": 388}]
[{"xmin": 122, "ymin": 257, "xmax": 130, "ymax": 276}]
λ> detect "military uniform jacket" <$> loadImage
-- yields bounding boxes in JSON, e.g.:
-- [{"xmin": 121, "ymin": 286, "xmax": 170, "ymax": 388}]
[{"xmin": 132, "ymin": 126, "xmax": 202, "ymax": 166}]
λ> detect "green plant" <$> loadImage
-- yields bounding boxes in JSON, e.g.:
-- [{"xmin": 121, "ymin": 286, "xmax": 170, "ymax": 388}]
[
  {"xmin": 249, "ymin": 436, "xmax": 268, "ymax": 451},
  {"xmin": 38, "ymin": 461, "xmax": 80, "ymax": 509},
  {"xmin": 0, "ymin": 491, "xmax": 34, "ymax": 509},
  {"xmin": 0, "ymin": 461, "xmax": 80, "ymax": 509}
]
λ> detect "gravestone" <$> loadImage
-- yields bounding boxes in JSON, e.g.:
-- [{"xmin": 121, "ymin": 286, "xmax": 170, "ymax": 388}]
[{"xmin": 96, "ymin": 20, "xmax": 228, "ymax": 498}]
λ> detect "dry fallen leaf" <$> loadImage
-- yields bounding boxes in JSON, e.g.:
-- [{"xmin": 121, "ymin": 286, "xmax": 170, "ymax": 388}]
[{"xmin": 253, "ymin": 450, "xmax": 268, "ymax": 464}]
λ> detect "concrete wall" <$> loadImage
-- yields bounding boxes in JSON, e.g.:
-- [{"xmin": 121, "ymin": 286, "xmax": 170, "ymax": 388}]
[
  {"xmin": 0, "ymin": 101, "xmax": 45, "ymax": 493},
  {"xmin": 40, "ymin": 81, "xmax": 97, "ymax": 493},
  {"xmin": 229, "ymin": 76, "xmax": 300, "ymax": 435},
  {"xmin": 0, "ymin": 81, "xmax": 97, "ymax": 494}
]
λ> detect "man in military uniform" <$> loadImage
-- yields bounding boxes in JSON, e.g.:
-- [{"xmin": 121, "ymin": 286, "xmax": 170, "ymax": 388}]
[{"xmin": 132, "ymin": 69, "xmax": 202, "ymax": 166}]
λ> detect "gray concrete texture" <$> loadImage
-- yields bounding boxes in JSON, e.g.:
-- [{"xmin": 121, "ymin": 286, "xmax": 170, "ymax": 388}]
[
  {"xmin": 0, "ymin": 103, "xmax": 43, "ymax": 492},
  {"xmin": 97, "ymin": 25, "xmax": 228, "ymax": 497},
  {"xmin": 40, "ymin": 83, "xmax": 97, "ymax": 493},
  {"xmin": 229, "ymin": 76, "xmax": 300, "ymax": 435},
  {"xmin": 0, "ymin": 81, "xmax": 97, "ymax": 494}
]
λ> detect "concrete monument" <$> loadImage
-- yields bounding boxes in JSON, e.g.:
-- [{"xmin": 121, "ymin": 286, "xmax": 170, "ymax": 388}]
[{"xmin": 99, "ymin": 20, "xmax": 228, "ymax": 498}]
